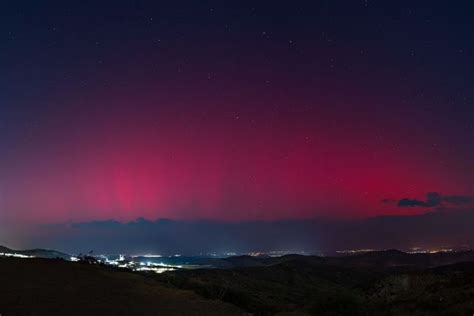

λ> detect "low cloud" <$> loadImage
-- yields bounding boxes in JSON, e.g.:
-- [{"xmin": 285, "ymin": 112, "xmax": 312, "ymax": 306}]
[
  {"xmin": 397, "ymin": 198, "xmax": 429, "ymax": 207},
  {"xmin": 24, "ymin": 207, "xmax": 474, "ymax": 255},
  {"xmin": 395, "ymin": 192, "xmax": 473, "ymax": 208}
]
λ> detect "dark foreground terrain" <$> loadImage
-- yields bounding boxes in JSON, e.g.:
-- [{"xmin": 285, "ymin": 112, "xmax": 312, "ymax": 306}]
[
  {"xmin": 2, "ymin": 251, "xmax": 474, "ymax": 315},
  {"xmin": 0, "ymin": 257, "xmax": 242, "ymax": 315},
  {"xmin": 158, "ymin": 251, "xmax": 474, "ymax": 315}
]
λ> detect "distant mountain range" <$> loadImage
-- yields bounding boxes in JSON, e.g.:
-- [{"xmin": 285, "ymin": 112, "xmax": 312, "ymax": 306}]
[
  {"xmin": 185, "ymin": 249, "xmax": 474, "ymax": 270},
  {"xmin": 3, "ymin": 245, "xmax": 474, "ymax": 269},
  {"xmin": 0, "ymin": 245, "xmax": 70, "ymax": 260}
]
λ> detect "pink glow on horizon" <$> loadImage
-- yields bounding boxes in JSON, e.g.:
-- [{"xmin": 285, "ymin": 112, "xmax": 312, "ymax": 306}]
[{"xmin": 1, "ymin": 88, "xmax": 470, "ymax": 225}]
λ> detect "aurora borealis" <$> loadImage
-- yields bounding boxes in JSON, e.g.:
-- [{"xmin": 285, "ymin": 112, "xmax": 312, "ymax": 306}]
[{"xmin": 0, "ymin": 1, "xmax": 473, "ymax": 250}]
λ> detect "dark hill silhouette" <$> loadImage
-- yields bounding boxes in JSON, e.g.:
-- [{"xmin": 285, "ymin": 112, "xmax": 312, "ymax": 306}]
[
  {"xmin": 193, "ymin": 250, "xmax": 474, "ymax": 270},
  {"xmin": 0, "ymin": 245, "xmax": 70, "ymax": 259},
  {"xmin": 339, "ymin": 250, "xmax": 474, "ymax": 268},
  {"xmin": 0, "ymin": 245, "xmax": 12, "ymax": 253},
  {"xmin": 157, "ymin": 251, "xmax": 474, "ymax": 315},
  {"xmin": 0, "ymin": 257, "xmax": 242, "ymax": 315}
]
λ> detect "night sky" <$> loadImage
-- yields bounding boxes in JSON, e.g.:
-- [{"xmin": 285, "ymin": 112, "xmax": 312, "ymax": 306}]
[{"xmin": 1, "ymin": 1, "xmax": 473, "ymax": 247}]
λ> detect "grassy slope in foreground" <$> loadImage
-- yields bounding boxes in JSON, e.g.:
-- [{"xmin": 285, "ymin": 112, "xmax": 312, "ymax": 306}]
[{"xmin": 0, "ymin": 257, "xmax": 243, "ymax": 316}]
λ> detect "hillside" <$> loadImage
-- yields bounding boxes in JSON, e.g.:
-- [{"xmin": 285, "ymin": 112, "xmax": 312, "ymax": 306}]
[
  {"xmin": 189, "ymin": 250, "xmax": 474, "ymax": 270},
  {"xmin": 157, "ymin": 252, "xmax": 474, "ymax": 315},
  {"xmin": 2, "ymin": 251, "xmax": 474, "ymax": 315},
  {"xmin": 0, "ymin": 245, "xmax": 70, "ymax": 260},
  {"xmin": 0, "ymin": 257, "xmax": 242, "ymax": 315}
]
